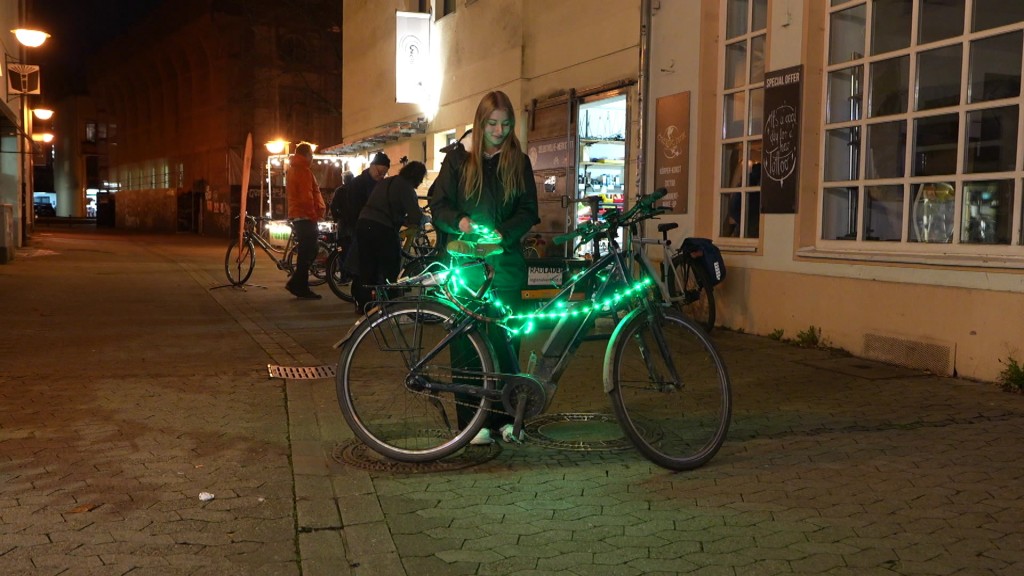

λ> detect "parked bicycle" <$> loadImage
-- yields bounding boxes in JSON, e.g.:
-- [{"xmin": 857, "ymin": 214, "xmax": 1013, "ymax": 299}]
[
  {"xmin": 649, "ymin": 222, "xmax": 717, "ymax": 333},
  {"xmin": 324, "ymin": 214, "xmax": 436, "ymax": 303},
  {"xmin": 224, "ymin": 214, "xmax": 331, "ymax": 286},
  {"xmin": 334, "ymin": 188, "xmax": 731, "ymax": 471}
]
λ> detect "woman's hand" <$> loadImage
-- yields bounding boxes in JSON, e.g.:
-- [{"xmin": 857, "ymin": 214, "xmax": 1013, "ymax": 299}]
[{"xmin": 458, "ymin": 216, "xmax": 474, "ymax": 233}]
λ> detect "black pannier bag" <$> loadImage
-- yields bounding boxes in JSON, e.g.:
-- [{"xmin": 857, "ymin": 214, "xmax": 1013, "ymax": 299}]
[{"xmin": 681, "ymin": 237, "xmax": 726, "ymax": 286}]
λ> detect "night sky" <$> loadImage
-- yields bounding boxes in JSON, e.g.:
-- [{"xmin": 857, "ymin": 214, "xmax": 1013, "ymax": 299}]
[{"xmin": 29, "ymin": 0, "xmax": 163, "ymax": 100}]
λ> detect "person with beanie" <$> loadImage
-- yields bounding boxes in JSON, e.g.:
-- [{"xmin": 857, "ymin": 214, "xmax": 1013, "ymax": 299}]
[
  {"xmin": 284, "ymin": 142, "xmax": 326, "ymax": 300},
  {"xmin": 351, "ymin": 161, "xmax": 428, "ymax": 311}
]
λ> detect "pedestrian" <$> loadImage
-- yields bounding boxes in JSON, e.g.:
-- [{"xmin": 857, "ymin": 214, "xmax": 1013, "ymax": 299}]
[
  {"xmin": 429, "ymin": 90, "xmax": 540, "ymax": 445},
  {"xmin": 333, "ymin": 152, "xmax": 390, "ymax": 238},
  {"xmin": 351, "ymin": 161, "xmax": 428, "ymax": 311},
  {"xmin": 284, "ymin": 142, "xmax": 326, "ymax": 300}
]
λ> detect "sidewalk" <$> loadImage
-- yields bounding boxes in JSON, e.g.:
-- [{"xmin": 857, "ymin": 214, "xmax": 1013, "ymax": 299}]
[{"xmin": 2, "ymin": 226, "xmax": 1023, "ymax": 576}]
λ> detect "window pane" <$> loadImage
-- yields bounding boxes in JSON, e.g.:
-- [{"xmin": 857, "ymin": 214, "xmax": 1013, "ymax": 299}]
[
  {"xmin": 968, "ymin": 31, "xmax": 1022, "ymax": 103},
  {"xmin": 721, "ymin": 192, "xmax": 742, "ymax": 236},
  {"xmin": 830, "ymin": 4, "xmax": 866, "ymax": 65},
  {"xmin": 961, "ymin": 180, "xmax": 1013, "ymax": 244},
  {"xmin": 745, "ymin": 192, "xmax": 761, "ymax": 237},
  {"xmin": 866, "ymin": 120, "xmax": 907, "ymax": 179},
  {"xmin": 824, "ymin": 127, "xmax": 861, "ymax": 181},
  {"xmin": 823, "ymin": 187, "xmax": 859, "ymax": 240},
  {"xmin": 965, "ymin": 105, "xmax": 1018, "ymax": 173},
  {"xmin": 827, "ymin": 66, "xmax": 863, "ymax": 123},
  {"xmin": 871, "ymin": 0, "xmax": 912, "ymax": 55},
  {"xmin": 914, "ymin": 114, "xmax": 959, "ymax": 176},
  {"xmin": 750, "ymin": 35, "xmax": 766, "ymax": 83},
  {"xmin": 749, "ymin": 88, "xmax": 764, "ymax": 136},
  {"xmin": 748, "ymin": 140, "xmax": 763, "ymax": 185},
  {"xmin": 725, "ymin": 41, "xmax": 747, "ymax": 89},
  {"xmin": 752, "ymin": 0, "xmax": 768, "ymax": 31},
  {"xmin": 864, "ymin": 185, "xmax": 905, "ymax": 241},
  {"xmin": 973, "ymin": 0, "xmax": 1024, "ymax": 32},
  {"xmin": 910, "ymin": 182, "xmax": 955, "ymax": 243},
  {"xmin": 724, "ymin": 92, "xmax": 746, "ymax": 138},
  {"xmin": 727, "ymin": 0, "xmax": 749, "ymax": 39},
  {"xmin": 869, "ymin": 56, "xmax": 909, "ymax": 117},
  {"xmin": 920, "ymin": 0, "xmax": 965, "ymax": 44},
  {"xmin": 722, "ymin": 143, "xmax": 744, "ymax": 187},
  {"xmin": 917, "ymin": 45, "xmax": 963, "ymax": 110}
]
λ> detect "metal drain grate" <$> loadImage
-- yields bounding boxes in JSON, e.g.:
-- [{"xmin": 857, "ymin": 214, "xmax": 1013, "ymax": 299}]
[
  {"xmin": 267, "ymin": 364, "xmax": 336, "ymax": 380},
  {"xmin": 524, "ymin": 412, "xmax": 652, "ymax": 452}
]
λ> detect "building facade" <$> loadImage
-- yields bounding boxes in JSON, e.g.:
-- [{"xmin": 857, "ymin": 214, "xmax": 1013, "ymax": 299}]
[
  {"xmin": 82, "ymin": 0, "xmax": 342, "ymax": 235},
  {"xmin": 339, "ymin": 0, "xmax": 1024, "ymax": 382}
]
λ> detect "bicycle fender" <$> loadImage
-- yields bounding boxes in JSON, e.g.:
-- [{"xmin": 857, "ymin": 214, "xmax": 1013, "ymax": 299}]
[{"xmin": 601, "ymin": 307, "xmax": 646, "ymax": 394}]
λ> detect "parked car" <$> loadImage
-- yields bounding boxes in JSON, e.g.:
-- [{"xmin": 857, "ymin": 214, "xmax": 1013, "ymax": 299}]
[{"xmin": 34, "ymin": 202, "xmax": 56, "ymax": 218}]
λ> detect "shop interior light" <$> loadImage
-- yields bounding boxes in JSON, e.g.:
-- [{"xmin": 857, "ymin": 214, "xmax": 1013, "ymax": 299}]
[{"xmin": 13, "ymin": 28, "xmax": 49, "ymax": 47}]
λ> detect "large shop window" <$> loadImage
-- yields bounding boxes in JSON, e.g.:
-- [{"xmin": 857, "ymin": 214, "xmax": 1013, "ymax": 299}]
[
  {"xmin": 718, "ymin": 0, "xmax": 766, "ymax": 240},
  {"xmin": 822, "ymin": 0, "xmax": 1024, "ymax": 254}
]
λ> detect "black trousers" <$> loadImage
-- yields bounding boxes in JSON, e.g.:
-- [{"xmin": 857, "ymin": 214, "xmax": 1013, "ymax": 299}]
[
  {"xmin": 454, "ymin": 288, "xmax": 523, "ymax": 431},
  {"xmin": 287, "ymin": 219, "xmax": 318, "ymax": 290},
  {"xmin": 353, "ymin": 219, "xmax": 401, "ymax": 310}
]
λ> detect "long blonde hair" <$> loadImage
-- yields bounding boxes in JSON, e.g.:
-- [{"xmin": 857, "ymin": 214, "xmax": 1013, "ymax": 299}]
[{"xmin": 461, "ymin": 90, "xmax": 526, "ymax": 205}]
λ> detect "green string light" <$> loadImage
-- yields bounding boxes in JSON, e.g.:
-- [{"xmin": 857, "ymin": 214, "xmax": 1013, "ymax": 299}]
[{"xmin": 502, "ymin": 276, "xmax": 654, "ymax": 335}]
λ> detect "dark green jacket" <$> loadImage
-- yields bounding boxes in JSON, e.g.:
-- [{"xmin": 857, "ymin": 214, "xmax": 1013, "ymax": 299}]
[{"xmin": 429, "ymin": 147, "xmax": 540, "ymax": 292}]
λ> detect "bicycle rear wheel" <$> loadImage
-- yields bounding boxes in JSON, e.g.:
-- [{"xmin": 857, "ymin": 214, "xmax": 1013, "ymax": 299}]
[
  {"xmin": 669, "ymin": 254, "xmax": 716, "ymax": 333},
  {"xmin": 285, "ymin": 240, "xmax": 330, "ymax": 286},
  {"xmin": 337, "ymin": 300, "xmax": 496, "ymax": 462},
  {"xmin": 224, "ymin": 239, "xmax": 256, "ymax": 285},
  {"xmin": 325, "ymin": 249, "xmax": 355, "ymax": 302},
  {"xmin": 608, "ymin": 308, "xmax": 731, "ymax": 470}
]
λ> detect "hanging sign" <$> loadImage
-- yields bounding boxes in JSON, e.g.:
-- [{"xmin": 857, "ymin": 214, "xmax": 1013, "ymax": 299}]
[
  {"xmin": 7, "ymin": 63, "xmax": 40, "ymax": 95},
  {"xmin": 653, "ymin": 91, "xmax": 690, "ymax": 214},
  {"xmin": 396, "ymin": 12, "xmax": 430, "ymax": 104},
  {"xmin": 761, "ymin": 65, "xmax": 802, "ymax": 213}
]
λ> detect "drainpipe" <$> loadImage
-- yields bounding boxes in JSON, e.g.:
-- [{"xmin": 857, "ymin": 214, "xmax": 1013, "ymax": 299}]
[{"xmin": 637, "ymin": 0, "xmax": 653, "ymax": 201}]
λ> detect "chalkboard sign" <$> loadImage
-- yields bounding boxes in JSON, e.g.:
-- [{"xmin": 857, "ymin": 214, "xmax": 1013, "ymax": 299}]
[{"xmin": 761, "ymin": 65, "xmax": 802, "ymax": 214}]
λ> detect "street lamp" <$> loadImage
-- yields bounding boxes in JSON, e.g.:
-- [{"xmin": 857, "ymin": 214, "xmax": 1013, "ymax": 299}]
[{"xmin": 7, "ymin": 26, "xmax": 49, "ymax": 244}]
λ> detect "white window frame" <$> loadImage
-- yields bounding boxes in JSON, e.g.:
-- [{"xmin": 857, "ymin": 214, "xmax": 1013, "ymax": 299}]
[
  {"xmin": 715, "ymin": 0, "xmax": 768, "ymax": 243},
  {"xmin": 818, "ymin": 0, "xmax": 1024, "ymax": 262}
]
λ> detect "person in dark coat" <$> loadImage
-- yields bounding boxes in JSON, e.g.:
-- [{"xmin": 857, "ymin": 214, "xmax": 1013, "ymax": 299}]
[
  {"xmin": 334, "ymin": 152, "xmax": 390, "ymax": 235},
  {"xmin": 351, "ymin": 161, "xmax": 427, "ymax": 311},
  {"xmin": 429, "ymin": 90, "xmax": 540, "ymax": 445}
]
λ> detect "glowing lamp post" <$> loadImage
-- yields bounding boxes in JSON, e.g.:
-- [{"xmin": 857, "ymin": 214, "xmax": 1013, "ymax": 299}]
[{"xmin": 8, "ymin": 27, "xmax": 49, "ymax": 243}]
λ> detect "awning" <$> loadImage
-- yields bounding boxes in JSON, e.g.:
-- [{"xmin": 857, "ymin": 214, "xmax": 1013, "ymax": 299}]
[{"xmin": 322, "ymin": 119, "xmax": 429, "ymax": 155}]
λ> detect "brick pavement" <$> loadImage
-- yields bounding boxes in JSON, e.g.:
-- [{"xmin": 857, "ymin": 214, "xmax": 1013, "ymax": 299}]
[{"xmin": 2, "ymin": 226, "xmax": 1023, "ymax": 575}]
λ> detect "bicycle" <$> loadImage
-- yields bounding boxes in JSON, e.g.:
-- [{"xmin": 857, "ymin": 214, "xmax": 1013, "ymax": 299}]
[
  {"xmin": 649, "ymin": 222, "xmax": 717, "ymax": 333},
  {"xmin": 223, "ymin": 214, "xmax": 331, "ymax": 287},
  {"xmin": 324, "ymin": 210, "xmax": 436, "ymax": 303},
  {"xmin": 334, "ymin": 188, "xmax": 731, "ymax": 471}
]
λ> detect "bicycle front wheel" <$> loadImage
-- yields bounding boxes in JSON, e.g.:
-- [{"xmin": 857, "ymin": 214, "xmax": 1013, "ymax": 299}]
[
  {"xmin": 337, "ymin": 300, "xmax": 496, "ymax": 462},
  {"xmin": 608, "ymin": 308, "xmax": 731, "ymax": 470},
  {"xmin": 325, "ymin": 249, "xmax": 355, "ymax": 302},
  {"xmin": 224, "ymin": 239, "xmax": 256, "ymax": 285},
  {"xmin": 670, "ymin": 255, "xmax": 716, "ymax": 333}
]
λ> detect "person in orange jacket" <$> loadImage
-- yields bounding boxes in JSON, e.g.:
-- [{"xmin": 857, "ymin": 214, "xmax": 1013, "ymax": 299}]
[{"xmin": 285, "ymin": 142, "xmax": 326, "ymax": 299}]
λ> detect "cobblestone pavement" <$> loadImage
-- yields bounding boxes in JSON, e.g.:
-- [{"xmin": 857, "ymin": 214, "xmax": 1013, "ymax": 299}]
[{"xmin": 2, "ymin": 227, "xmax": 1023, "ymax": 576}]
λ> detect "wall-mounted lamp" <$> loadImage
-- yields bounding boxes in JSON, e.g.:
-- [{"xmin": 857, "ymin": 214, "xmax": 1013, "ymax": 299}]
[
  {"xmin": 265, "ymin": 139, "xmax": 289, "ymax": 155},
  {"xmin": 31, "ymin": 132, "xmax": 54, "ymax": 143},
  {"xmin": 12, "ymin": 28, "xmax": 49, "ymax": 48},
  {"xmin": 32, "ymin": 108, "xmax": 53, "ymax": 120}
]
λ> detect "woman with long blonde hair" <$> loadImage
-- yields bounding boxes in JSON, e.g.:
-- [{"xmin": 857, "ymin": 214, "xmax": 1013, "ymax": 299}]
[{"xmin": 429, "ymin": 90, "xmax": 540, "ymax": 444}]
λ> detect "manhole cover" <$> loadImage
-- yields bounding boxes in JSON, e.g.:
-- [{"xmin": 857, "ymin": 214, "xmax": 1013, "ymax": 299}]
[
  {"xmin": 524, "ymin": 412, "xmax": 649, "ymax": 451},
  {"xmin": 333, "ymin": 438, "xmax": 501, "ymax": 473},
  {"xmin": 267, "ymin": 364, "xmax": 336, "ymax": 380}
]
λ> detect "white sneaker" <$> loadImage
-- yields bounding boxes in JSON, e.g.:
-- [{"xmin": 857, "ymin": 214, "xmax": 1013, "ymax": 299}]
[
  {"xmin": 499, "ymin": 424, "xmax": 524, "ymax": 443},
  {"xmin": 470, "ymin": 428, "xmax": 493, "ymax": 445}
]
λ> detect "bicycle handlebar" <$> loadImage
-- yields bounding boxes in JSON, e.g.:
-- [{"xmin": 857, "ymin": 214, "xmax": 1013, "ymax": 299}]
[{"xmin": 553, "ymin": 188, "xmax": 668, "ymax": 246}]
